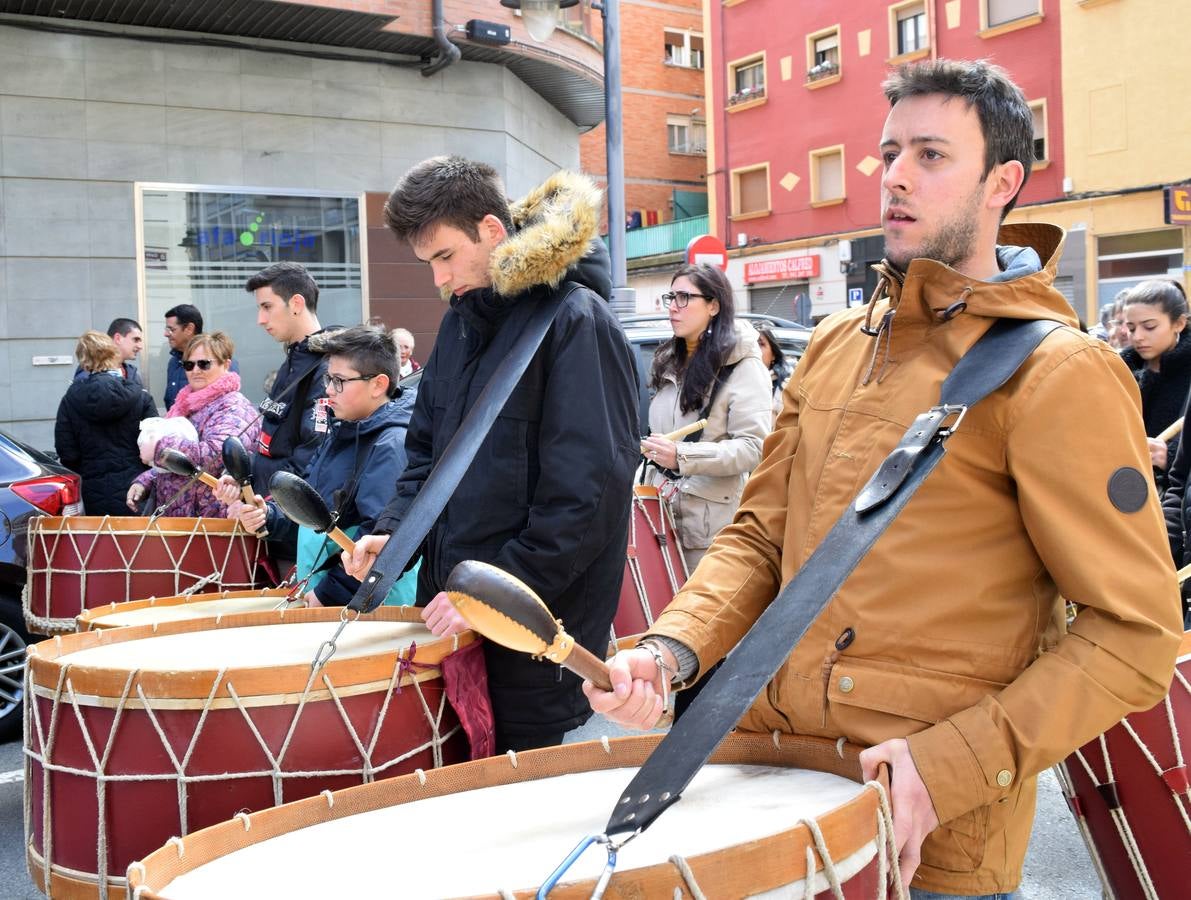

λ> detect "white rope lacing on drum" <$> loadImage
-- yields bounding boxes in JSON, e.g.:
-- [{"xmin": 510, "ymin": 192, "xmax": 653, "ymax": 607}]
[
  {"xmin": 666, "ymin": 854, "xmax": 708, "ymax": 899},
  {"xmin": 835, "ymin": 737, "xmax": 846, "ymax": 759},
  {"xmin": 321, "ymin": 789, "xmax": 335, "ymax": 809},
  {"xmin": 1118, "ymin": 670, "xmax": 1191, "ymax": 835},
  {"xmin": 507, "ymin": 749, "xmax": 519, "ymax": 768},
  {"xmin": 498, "ymin": 889, "xmax": 516, "ymax": 900},
  {"xmin": 23, "ymin": 517, "xmax": 265, "ymax": 632},
  {"xmin": 1051, "ymin": 762, "xmax": 1116, "ymax": 899},
  {"xmin": 24, "ymin": 636, "xmax": 460, "ymax": 896},
  {"xmin": 1072, "ymin": 735, "xmax": 1159, "ymax": 900},
  {"xmin": 866, "ymin": 776, "xmax": 908, "ymax": 900},
  {"xmin": 798, "ymin": 814, "xmax": 845, "ymax": 900},
  {"xmin": 234, "ymin": 812, "xmax": 252, "ymax": 831}
]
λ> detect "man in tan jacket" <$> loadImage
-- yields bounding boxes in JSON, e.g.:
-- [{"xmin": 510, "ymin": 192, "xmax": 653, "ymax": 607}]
[{"xmin": 586, "ymin": 60, "xmax": 1184, "ymax": 898}]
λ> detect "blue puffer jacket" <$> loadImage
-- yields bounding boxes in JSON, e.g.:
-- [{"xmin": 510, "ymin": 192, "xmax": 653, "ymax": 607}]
[{"xmin": 263, "ymin": 389, "xmax": 415, "ymax": 606}]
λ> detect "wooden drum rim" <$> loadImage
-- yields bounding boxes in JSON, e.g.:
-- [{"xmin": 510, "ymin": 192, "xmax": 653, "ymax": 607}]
[
  {"xmin": 127, "ymin": 732, "xmax": 886, "ymax": 899},
  {"xmin": 28, "ymin": 607, "xmax": 473, "ymax": 702},
  {"xmin": 28, "ymin": 515, "xmax": 260, "ymax": 538},
  {"xmin": 76, "ymin": 588, "xmax": 297, "ymax": 631}
]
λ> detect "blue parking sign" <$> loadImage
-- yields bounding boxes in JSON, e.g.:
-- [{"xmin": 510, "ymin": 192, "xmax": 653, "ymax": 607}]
[{"xmin": 848, "ymin": 287, "xmax": 864, "ymax": 307}]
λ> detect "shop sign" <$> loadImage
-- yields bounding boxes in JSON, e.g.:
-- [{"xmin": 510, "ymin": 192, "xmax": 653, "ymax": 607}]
[
  {"xmin": 1165, "ymin": 184, "xmax": 1191, "ymax": 225},
  {"xmin": 745, "ymin": 254, "xmax": 820, "ymax": 284}
]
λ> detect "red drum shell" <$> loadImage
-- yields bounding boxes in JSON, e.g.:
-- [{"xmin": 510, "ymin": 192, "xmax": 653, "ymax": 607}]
[
  {"xmin": 24, "ymin": 516, "xmax": 272, "ymax": 635},
  {"xmin": 127, "ymin": 733, "xmax": 891, "ymax": 899},
  {"xmin": 612, "ymin": 485, "xmax": 688, "ymax": 648},
  {"xmin": 1059, "ymin": 630, "xmax": 1191, "ymax": 900},
  {"xmin": 25, "ymin": 607, "xmax": 474, "ymax": 899}
]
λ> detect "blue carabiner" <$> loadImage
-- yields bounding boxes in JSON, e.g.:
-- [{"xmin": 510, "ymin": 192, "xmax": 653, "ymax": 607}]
[{"xmin": 537, "ymin": 833, "xmax": 617, "ymax": 899}]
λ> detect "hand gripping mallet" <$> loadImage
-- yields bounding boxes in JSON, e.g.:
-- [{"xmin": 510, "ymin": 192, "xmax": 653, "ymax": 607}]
[{"xmin": 221, "ymin": 436, "xmax": 268, "ymax": 536}]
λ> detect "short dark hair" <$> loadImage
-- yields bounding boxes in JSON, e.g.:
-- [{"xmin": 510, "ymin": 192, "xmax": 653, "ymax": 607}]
[
  {"xmin": 1122, "ymin": 279, "xmax": 1189, "ymax": 324},
  {"xmin": 164, "ymin": 304, "xmax": 203, "ymax": 333},
  {"xmin": 107, "ymin": 317, "xmax": 141, "ymax": 338},
  {"xmin": 651, "ymin": 264, "xmax": 739, "ymax": 415},
  {"xmin": 882, "ymin": 59, "xmax": 1034, "ymax": 217},
  {"xmin": 321, "ymin": 325, "xmax": 400, "ymax": 397},
  {"xmin": 384, "ymin": 156, "xmax": 513, "ymax": 246},
  {"xmin": 245, "ymin": 262, "xmax": 320, "ymax": 312}
]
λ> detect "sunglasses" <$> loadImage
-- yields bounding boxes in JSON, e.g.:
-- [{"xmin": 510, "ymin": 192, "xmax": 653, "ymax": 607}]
[
  {"xmin": 323, "ymin": 372, "xmax": 378, "ymax": 393},
  {"xmin": 660, "ymin": 290, "xmax": 710, "ymax": 309},
  {"xmin": 181, "ymin": 359, "xmax": 215, "ymax": 371}
]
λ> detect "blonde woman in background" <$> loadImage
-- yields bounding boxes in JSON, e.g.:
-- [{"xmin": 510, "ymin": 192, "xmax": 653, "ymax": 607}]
[{"xmin": 55, "ymin": 331, "xmax": 157, "ymax": 515}]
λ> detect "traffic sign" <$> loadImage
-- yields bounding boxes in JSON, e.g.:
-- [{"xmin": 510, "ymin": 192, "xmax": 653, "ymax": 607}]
[
  {"xmin": 686, "ymin": 234, "xmax": 728, "ymax": 271},
  {"xmin": 848, "ymin": 287, "xmax": 864, "ymax": 307}
]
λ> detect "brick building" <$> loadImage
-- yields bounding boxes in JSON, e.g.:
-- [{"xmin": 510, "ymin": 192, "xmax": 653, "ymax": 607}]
[
  {"xmin": 0, "ymin": 0, "xmax": 604, "ymax": 446},
  {"xmin": 580, "ymin": 0, "xmax": 707, "ymax": 232}
]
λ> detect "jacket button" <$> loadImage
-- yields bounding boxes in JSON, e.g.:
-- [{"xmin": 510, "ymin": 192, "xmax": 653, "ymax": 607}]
[
  {"xmin": 996, "ymin": 769, "xmax": 1013, "ymax": 787},
  {"xmin": 838, "ymin": 676, "xmax": 855, "ymax": 693}
]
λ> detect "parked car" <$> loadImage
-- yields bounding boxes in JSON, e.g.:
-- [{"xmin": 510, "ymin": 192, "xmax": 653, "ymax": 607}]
[
  {"xmin": 0, "ymin": 429, "xmax": 82, "ymax": 741},
  {"xmin": 619, "ymin": 313, "xmax": 813, "ymax": 432}
]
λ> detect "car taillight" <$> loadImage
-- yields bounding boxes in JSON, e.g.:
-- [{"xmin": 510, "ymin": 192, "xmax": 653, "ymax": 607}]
[{"xmin": 11, "ymin": 475, "xmax": 83, "ymax": 516}]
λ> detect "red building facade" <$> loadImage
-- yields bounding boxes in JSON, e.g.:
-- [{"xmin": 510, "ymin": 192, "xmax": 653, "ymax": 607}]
[{"xmin": 708, "ymin": 0, "xmax": 1065, "ymax": 320}]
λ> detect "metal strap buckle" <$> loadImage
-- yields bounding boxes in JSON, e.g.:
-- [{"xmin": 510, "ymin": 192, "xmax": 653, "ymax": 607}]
[{"xmin": 935, "ymin": 403, "xmax": 968, "ymax": 438}]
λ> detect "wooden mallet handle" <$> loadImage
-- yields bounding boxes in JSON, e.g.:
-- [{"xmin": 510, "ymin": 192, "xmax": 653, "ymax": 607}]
[
  {"xmin": 1156, "ymin": 418, "xmax": 1184, "ymax": 444},
  {"xmin": 662, "ymin": 418, "xmax": 708, "ymax": 442},
  {"xmin": 240, "ymin": 485, "xmax": 256, "ymax": 504},
  {"xmin": 445, "ymin": 560, "xmax": 613, "ymax": 691},
  {"xmin": 325, "ymin": 527, "xmax": 357, "ymax": 555},
  {"xmin": 196, "ymin": 471, "xmax": 221, "ymax": 491}
]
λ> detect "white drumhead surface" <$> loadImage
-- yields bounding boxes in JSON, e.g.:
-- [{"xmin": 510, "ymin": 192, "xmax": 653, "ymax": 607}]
[
  {"xmin": 161, "ymin": 763, "xmax": 865, "ymax": 897},
  {"xmin": 59, "ymin": 621, "xmax": 434, "ymax": 671},
  {"xmin": 87, "ymin": 596, "xmax": 289, "ymax": 628}
]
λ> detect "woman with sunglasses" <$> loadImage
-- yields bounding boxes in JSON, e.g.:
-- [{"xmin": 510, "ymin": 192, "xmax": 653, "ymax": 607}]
[
  {"xmin": 127, "ymin": 332, "xmax": 260, "ymax": 516},
  {"xmin": 640, "ymin": 264, "xmax": 772, "ymax": 573}
]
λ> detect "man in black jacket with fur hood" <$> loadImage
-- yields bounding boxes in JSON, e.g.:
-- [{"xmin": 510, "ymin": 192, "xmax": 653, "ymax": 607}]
[{"xmin": 346, "ymin": 156, "xmax": 640, "ymax": 753}]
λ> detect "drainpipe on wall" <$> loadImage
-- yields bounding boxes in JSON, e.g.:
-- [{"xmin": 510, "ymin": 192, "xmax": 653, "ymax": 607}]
[{"xmin": 423, "ymin": 0, "xmax": 461, "ymax": 77}]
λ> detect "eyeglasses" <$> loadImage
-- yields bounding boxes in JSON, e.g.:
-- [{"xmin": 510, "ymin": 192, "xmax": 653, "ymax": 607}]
[
  {"xmin": 323, "ymin": 372, "xmax": 378, "ymax": 393},
  {"xmin": 661, "ymin": 290, "xmax": 710, "ymax": 309},
  {"xmin": 181, "ymin": 359, "xmax": 214, "ymax": 371}
]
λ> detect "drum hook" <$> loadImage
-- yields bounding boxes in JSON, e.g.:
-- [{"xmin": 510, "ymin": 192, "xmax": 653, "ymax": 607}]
[
  {"xmin": 537, "ymin": 830, "xmax": 637, "ymax": 899},
  {"xmin": 310, "ymin": 606, "xmax": 359, "ymax": 672}
]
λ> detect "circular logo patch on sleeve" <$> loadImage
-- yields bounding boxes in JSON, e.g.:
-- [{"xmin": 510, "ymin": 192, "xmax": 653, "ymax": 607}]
[{"xmin": 1107, "ymin": 467, "xmax": 1149, "ymax": 513}]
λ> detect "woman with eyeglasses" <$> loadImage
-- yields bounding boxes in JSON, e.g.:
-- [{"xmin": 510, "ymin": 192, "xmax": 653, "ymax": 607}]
[
  {"xmin": 640, "ymin": 264, "xmax": 772, "ymax": 573},
  {"xmin": 127, "ymin": 332, "xmax": 260, "ymax": 516}
]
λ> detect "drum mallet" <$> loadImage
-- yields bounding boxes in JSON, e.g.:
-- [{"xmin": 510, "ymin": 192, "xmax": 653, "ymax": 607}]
[
  {"xmin": 268, "ymin": 471, "xmax": 358, "ymax": 555},
  {"xmin": 445, "ymin": 559, "xmax": 613, "ymax": 691},
  {"xmin": 1155, "ymin": 418, "xmax": 1184, "ymax": 444},
  {"xmin": 641, "ymin": 418, "xmax": 708, "ymax": 454},
  {"xmin": 222, "ymin": 436, "xmax": 268, "ymax": 536},
  {"xmin": 158, "ymin": 448, "xmax": 223, "ymax": 491}
]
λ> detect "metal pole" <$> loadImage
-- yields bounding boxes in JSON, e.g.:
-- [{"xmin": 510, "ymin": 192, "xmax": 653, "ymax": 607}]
[{"xmin": 601, "ymin": 0, "xmax": 635, "ymax": 317}]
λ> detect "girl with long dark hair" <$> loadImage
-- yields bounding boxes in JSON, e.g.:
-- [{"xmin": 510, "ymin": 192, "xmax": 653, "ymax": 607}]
[
  {"xmin": 640, "ymin": 264, "xmax": 772, "ymax": 571},
  {"xmin": 757, "ymin": 326, "xmax": 793, "ymax": 421}
]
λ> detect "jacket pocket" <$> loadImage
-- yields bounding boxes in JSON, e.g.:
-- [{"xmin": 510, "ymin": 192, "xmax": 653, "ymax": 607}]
[{"xmin": 826, "ymin": 656, "xmax": 1007, "ymax": 873}]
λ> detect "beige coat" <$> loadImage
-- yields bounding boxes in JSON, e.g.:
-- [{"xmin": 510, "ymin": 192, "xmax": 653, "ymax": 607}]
[
  {"xmin": 647, "ymin": 224, "xmax": 1183, "ymax": 895},
  {"xmin": 647, "ymin": 320, "xmax": 772, "ymax": 568}
]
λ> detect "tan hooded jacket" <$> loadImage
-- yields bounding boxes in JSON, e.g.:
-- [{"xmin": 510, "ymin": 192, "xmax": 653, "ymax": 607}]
[
  {"xmin": 646, "ymin": 224, "xmax": 1183, "ymax": 894},
  {"xmin": 646, "ymin": 320, "xmax": 773, "ymax": 562}
]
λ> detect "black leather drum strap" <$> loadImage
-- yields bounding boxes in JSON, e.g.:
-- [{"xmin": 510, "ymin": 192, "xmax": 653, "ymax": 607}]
[
  {"xmin": 348, "ymin": 290, "xmax": 571, "ymax": 613},
  {"xmin": 606, "ymin": 317, "xmax": 1064, "ymax": 838}
]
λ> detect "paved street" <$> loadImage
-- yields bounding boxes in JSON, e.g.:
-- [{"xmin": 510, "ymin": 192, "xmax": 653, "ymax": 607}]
[{"xmin": 3, "ymin": 721, "xmax": 1101, "ymax": 899}]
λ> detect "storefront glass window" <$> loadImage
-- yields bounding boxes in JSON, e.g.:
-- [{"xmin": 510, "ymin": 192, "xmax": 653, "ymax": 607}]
[
  {"xmin": 1096, "ymin": 228, "xmax": 1183, "ymax": 308},
  {"xmin": 137, "ymin": 185, "xmax": 363, "ymax": 406}
]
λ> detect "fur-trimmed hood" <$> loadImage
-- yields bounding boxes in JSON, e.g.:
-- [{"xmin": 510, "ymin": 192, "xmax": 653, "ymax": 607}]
[{"xmin": 489, "ymin": 170, "xmax": 609, "ymax": 300}]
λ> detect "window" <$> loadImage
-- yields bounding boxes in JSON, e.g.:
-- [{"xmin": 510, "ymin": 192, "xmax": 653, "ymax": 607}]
[
  {"xmin": 1028, "ymin": 99, "xmax": 1048, "ymax": 162},
  {"xmin": 810, "ymin": 146, "xmax": 845, "ymax": 205},
  {"xmin": 986, "ymin": 0, "xmax": 1040, "ymax": 27},
  {"xmin": 664, "ymin": 30, "xmax": 704, "ymax": 69},
  {"xmin": 892, "ymin": 2, "xmax": 928, "ymax": 55},
  {"xmin": 1096, "ymin": 229, "xmax": 1184, "ymax": 307},
  {"xmin": 732, "ymin": 165, "xmax": 770, "ymax": 218},
  {"xmin": 806, "ymin": 27, "xmax": 841, "ymax": 83},
  {"xmin": 667, "ymin": 115, "xmax": 707, "ymax": 154},
  {"xmin": 728, "ymin": 54, "xmax": 766, "ymax": 105}
]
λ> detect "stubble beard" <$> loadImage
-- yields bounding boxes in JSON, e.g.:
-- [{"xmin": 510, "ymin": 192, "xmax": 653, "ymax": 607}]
[{"xmin": 884, "ymin": 186, "xmax": 984, "ymax": 273}]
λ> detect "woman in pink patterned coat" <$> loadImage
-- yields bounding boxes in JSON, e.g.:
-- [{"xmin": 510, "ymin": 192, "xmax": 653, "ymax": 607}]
[{"xmin": 127, "ymin": 332, "xmax": 261, "ymax": 518}]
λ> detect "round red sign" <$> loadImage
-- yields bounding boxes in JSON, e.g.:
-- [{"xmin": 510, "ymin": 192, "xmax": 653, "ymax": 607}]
[{"xmin": 686, "ymin": 234, "xmax": 728, "ymax": 271}]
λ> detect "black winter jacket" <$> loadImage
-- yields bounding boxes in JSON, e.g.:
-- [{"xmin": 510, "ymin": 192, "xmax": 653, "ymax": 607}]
[
  {"xmin": 1122, "ymin": 330, "xmax": 1191, "ymax": 484},
  {"xmin": 54, "ymin": 373, "xmax": 158, "ymax": 515},
  {"xmin": 373, "ymin": 171, "xmax": 640, "ymax": 741},
  {"xmin": 252, "ymin": 328, "xmax": 338, "ymax": 492}
]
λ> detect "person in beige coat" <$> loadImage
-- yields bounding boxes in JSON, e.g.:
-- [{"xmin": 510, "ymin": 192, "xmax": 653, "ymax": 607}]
[{"xmin": 640, "ymin": 264, "xmax": 772, "ymax": 573}]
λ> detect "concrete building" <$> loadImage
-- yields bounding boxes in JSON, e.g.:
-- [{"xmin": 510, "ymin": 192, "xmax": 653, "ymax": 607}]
[
  {"xmin": 579, "ymin": 0, "xmax": 707, "ymax": 238},
  {"xmin": 0, "ymin": 0, "xmax": 604, "ymax": 448}
]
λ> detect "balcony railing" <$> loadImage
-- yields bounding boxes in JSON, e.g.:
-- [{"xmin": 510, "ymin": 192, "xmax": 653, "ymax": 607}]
[
  {"xmin": 806, "ymin": 60, "xmax": 839, "ymax": 82},
  {"xmin": 728, "ymin": 85, "xmax": 765, "ymax": 105},
  {"xmin": 611, "ymin": 214, "xmax": 710, "ymax": 260}
]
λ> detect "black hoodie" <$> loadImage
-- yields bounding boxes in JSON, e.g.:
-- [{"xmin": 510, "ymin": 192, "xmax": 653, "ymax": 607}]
[{"xmin": 54, "ymin": 373, "xmax": 158, "ymax": 515}]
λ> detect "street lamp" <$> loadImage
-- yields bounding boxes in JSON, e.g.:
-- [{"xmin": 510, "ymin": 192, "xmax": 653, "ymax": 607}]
[{"xmin": 500, "ymin": 0, "xmax": 635, "ymax": 316}]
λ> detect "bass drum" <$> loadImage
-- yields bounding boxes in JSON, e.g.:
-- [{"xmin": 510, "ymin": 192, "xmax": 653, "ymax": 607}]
[
  {"xmin": 23, "ymin": 515, "xmax": 272, "ymax": 635},
  {"xmin": 610, "ymin": 485, "xmax": 689, "ymax": 650},
  {"xmin": 127, "ymin": 733, "xmax": 897, "ymax": 899},
  {"xmin": 76, "ymin": 588, "xmax": 301, "ymax": 631},
  {"xmin": 25, "ymin": 606, "xmax": 487, "ymax": 899},
  {"xmin": 1056, "ymin": 629, "xmax": 1191, "ymax": 900}
]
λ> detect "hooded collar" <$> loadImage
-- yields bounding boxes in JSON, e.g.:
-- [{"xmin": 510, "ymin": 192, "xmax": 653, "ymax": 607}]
[{"xmin": 329, "ymin": 397, "xmax": 408, "ymax": 440}]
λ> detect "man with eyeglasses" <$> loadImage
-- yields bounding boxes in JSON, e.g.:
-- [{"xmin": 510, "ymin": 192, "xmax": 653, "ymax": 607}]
[
  {"xmin": 162, "ymin": 304, "xmax": 240, "ymax": 409},
  {"xmin": 219, "ymin": 325, "xmax": 417, "ymax": 607}
]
